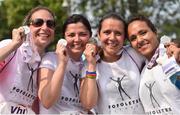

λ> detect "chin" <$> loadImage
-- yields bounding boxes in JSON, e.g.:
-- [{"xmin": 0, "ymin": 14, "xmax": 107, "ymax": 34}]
[{"xmin": 71, "ymin": 49, "xmax": 83, "ymax": 54}]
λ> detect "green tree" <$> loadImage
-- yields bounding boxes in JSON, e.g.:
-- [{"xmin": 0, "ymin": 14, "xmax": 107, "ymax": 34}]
[
  {"xmin": 76, "ymin": 0, "xmax": 180, "ymax": 41},
  {"xmin": 0, "ymin": 0, "xmax": 68, "ymax": 50}
]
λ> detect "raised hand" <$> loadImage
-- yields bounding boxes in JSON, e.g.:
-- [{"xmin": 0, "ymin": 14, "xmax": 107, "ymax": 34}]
[
  {"xmin": 12, "ymin": 26, "xmax": 26, "ymax": 49},
  {"xmin": 56, "ymin": 39, "xmax": 69, "ymax": 64}
]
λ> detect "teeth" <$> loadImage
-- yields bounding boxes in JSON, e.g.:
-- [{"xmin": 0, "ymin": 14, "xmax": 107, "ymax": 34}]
[
  {"xmin": 108, "ymin": 42, "xmax": 117, "ymax": 47},
  {"xmin": 72, "ymin": 44, "xmax": 82, "ymax": 48},
  {"xmin": 38, "ymin": 33, "xmax": 48, "ymax": 37}
]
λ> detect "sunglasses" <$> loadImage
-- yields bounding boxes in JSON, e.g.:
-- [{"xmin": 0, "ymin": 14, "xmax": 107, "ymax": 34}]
[{"xmin": 29, "ymin": 18, "xmax": 55, "ymax": 29}]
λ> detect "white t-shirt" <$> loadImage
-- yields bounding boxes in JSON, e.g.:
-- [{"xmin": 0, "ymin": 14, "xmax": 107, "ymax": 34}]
[
  {"xmin": 82, "ymin": 46, "xmax": 145, "ymax": 114},
  {"xmin": 139, "ymin": 61, "xmax": 180, "ymax": 114},
  {"xmin": 0, "ymin": 39, "xmax": 39, "ymax": 114},
  {"xmin": 39, "ymin": 52, "xmax": 87, "ymax": 114}
]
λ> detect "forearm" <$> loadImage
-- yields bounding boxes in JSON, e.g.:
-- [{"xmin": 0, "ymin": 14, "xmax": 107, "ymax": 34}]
[
  {"xmin": 0, "ymin": 42, "xmax": 18, "ymax": 61},
  {"xmin": 40, "ymin": 62, "xmax": 67, "ymax": 108},
  {"xmin": 80, "ymin": 63, "xmax": 98, "ymax": 110},
  {"xmin": 80, "ymin": 78, "xmax": 98, "ymax": 110}
]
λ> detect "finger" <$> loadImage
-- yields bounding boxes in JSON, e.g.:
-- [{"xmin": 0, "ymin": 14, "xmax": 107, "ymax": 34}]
[
  {"xmin": 91, "ymin": 48, "xmax": 95, "ymax": 56},
  {"xmin": 166, "ymin": 47, "xmax": 173, "ymax": 58},
  {"xmin": 16, "ymin": 27, "xmax": 26, "ymax": 41},
  {"xmin": 173, "ymin": 49, "xmax": 180, "ymax": 64}
]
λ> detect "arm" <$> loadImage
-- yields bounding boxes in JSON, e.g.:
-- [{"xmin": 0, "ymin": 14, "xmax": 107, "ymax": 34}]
[
  {"xmin": 0, "ymin": 27, "xmax": 25, "ymax": 61},
  {"xmin": 80, "ymin": 43, "xmax": 98, "ymax": 110},
  {"xmin": 38, "ymin": 44, "xmax": 68, "ymax": 109}
]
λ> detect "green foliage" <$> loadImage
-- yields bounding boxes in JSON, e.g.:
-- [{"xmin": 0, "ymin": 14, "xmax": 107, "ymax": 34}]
[
  {"xmin": 0, "ymin": 0, "xmax": 67, "ymax": 50},
  {"xmin": 76, "ymin": 0, "xmax": 180, "ymax": 39},
  {"xmin": 0, "ymin": 0, "xmax": 180, "ymax": 50}
]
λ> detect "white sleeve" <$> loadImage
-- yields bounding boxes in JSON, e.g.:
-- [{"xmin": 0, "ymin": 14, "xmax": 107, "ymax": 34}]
[
  {"xmin": 39, "ymin": 52, "xmax": 57, "ymax": 71},
  {"xmin": 0, "ymin": 39, "xmax": 12, "ymax": 48},
  {"xmin": 0, "ymin": 39, "xmax": 16, "ymax": 62}
]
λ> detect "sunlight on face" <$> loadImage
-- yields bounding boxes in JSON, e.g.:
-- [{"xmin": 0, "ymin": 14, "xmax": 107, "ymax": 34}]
[
  {"xmin": 65, "ymin": 22, "xmax": 91, "ymax": 55},
  {"xmin": 98, "ymin": 18, "xmax": 125, "ymax": 57},
  {"xmin": 128, "ymin": 21, "xmax": 159, "ymax": 60}
]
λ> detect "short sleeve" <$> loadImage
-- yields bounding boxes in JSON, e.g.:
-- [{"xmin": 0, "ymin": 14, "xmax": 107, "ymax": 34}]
[
  {"xmin": 39, "ymin": 52, "xmax": 57, "ymax": 71},
  {"xmin": 0, "ymin": 39, "xmax": 12, "ymax": 48},
  {"xmin": 0, "ymin": 39, "xmax": 16, "ymax": 62}
]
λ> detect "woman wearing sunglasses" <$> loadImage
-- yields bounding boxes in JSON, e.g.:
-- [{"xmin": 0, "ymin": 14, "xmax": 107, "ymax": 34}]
[
  {"xmin": 38, "ymin": 14, "xmax": 92, "ymax": 114},
  {"xmin": 0, "ymin": 6, "xmax": 55, "ymax": 114}
]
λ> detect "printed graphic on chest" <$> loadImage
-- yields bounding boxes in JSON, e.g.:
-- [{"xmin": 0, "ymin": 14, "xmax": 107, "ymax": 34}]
[
  {"xmin": 144, "ymin": 81, "xmax": 160, "ymax": 108},
  {"xmin": 108, "ymin": 75, "xmax": 131, "ymax": 101},
  {"xmin": 68, "ymin": 71, "xmax": 81, "ymax": 97}
]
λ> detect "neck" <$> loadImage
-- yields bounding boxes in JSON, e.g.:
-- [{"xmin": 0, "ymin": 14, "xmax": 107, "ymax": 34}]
[
  {"xmin": 69, "ymin": 52, "xmax": 82, "ymax": 62},
  {"xmin": 146, "ymin": 46, "xmax": 159, "ymax": 61},
  {"xmin": 102, "ymin": 52, "xmax": 122, "ymax": 62},
  {"xmin": 36, "ymin": 47, "xmax": 45, "ymax": 57}
]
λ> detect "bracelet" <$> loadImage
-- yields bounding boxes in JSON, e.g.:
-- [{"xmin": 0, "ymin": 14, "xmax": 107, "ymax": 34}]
[
  {"xmin": 86, "ymin": 71, "xmax": 96, "ymax": 74},
  {"xmin": 86, "ymin": 71, "xmax": 96, "ymax": 79},
  {"xmin": 86, "ymin": 75, "xmax": 96, "ymax": 79}
]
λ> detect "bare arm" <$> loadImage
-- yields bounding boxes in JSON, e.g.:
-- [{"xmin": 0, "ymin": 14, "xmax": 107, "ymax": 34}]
[
  {"xmin": 38, "ymin": 62, "xmax": 67, "ymax": 109},
  {"xmin": 38, "ymin": 43, "xmax": 68, "ymax": 109},
  {"xmin": 0, "ymin": 27, "xmax": 24, "ymax": 61},
  {"xmin": 80, "ymin": 43, "xmax": 98, "ymax": 110}
]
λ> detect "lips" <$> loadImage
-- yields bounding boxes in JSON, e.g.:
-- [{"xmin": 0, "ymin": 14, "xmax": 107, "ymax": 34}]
[
  {"xmin": 106, "ymin": 41, "xmax": 118, "ymax": 47},
  {"xmin": 37, "ymin": 33, "xmax": 49, "ymax": 37},
  {"xmin": 71, "ymin": 43, "xmax": 83, "ymax": 49},
  {"xmin": 138, "ymin": 43, "xmax": 149, "ymax": 53}
]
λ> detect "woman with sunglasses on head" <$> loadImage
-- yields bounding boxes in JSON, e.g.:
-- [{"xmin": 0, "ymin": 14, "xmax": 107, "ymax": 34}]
[
  {"xmin": 0, "ymin": 6, "xmax": 55, "ymax": 114},
  {"xmin": 127, "ymin": 15, "xmax": 180, "ymax": 114},
  {"xmin": 80, "ymin": 13, "xmax": 146, "ymax": 114},
  {"xmin": 38, "ymin": 14, "xmax": 92, "ymax": 114}
]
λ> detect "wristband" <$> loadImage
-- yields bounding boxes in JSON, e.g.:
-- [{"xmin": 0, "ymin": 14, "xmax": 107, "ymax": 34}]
[
  {"xmin": 86, "ymin": 71, "xmax": 96, "ymax": 79},
  {"xmin": 86, "ymin": 71, "xmax": 96, "ymax": 74},
  {"xmin": 86, "ymin": 75, "xmax": 96, "ymax": 79}
]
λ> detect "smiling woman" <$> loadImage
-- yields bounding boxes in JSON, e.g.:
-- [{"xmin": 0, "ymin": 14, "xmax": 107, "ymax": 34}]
[
  {"xmin": 127, "ymin": 15, "xmax": 180, "ymax": 115},
  {"xmin": 80, "ymin": 13, "xmax": 145, "ymax": 114},
  {"xmin": 0, "ymin": 6, "xmax": 55, "ymax": 114},
  {"xmin": 38, "ymin": 14, "xmax": 92, "ymax": 114}
]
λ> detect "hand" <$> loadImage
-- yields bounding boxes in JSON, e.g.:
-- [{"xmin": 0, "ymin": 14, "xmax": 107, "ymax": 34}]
[
  {"xmin": 84, "ymin": 43, "xmax": 98, "ymax": 65},
  {"xmin": 11, "ymin": 26, "xmax": 26, "ymax": 48},
  {"xmin": 166, "ymin": 42, "xmax": 180, "ymax": 64},
  {"xmin": 55, "ymin": 43, "xmax": 69, "ymax": 64}
]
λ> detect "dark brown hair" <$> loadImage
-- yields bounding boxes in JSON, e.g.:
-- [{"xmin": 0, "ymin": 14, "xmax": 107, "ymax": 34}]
[
  {"xmin": 62, "ymin": 14, "xmax": 92, "ymax": 37},
  {"xmin": 127, "ymin": 15, "xmax": 157, "ymax": 34}
]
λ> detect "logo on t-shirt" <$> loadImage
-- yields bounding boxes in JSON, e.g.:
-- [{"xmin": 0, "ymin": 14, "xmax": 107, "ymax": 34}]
[
  {"xmin": 69, "ymin": 71, "xmax": 81, "ymax": 97},
  {"xmin": 145, "ymin": 81, "xmax": 160, "ymax": 108},
  {"xmin": 110, "ymin": 75, "xmax": 131, "ymax": 100}
]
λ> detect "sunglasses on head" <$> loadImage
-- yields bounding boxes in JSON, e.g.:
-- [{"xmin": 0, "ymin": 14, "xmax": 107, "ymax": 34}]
[{"xmin": 29, "ymin": 18, "xmax": 55, "ymax": 29}]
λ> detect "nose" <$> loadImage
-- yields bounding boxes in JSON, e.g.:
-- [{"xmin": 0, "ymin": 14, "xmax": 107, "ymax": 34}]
[
  {"xmin": 41, "ymin": 22, "xmax": 48, "ymax": 29},
  {"xmin": 137, "ymin": 35, "xmax": 143, "ymax": 43},
  {"xmin": 74, "ymin": 34, "xmax": 80, "ymax": 41},
  {"xmin": 109, "ymin": 32, "xmax": 116, "ymax": 40}
]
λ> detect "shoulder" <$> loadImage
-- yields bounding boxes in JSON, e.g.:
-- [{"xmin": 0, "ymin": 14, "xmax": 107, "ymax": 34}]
[
  {"xmin": 0, "ymin": 39, "xmax": 12, "ymax": 48},
  {"xmin": 123, "ymin": 45, "xmax": 144, "ymax": 60},
  {"xmin": 123, "ymin": 45, "xmax": 137, "ymax": 54},
  {"xmin": 40, "ymin": 52, "xmax": 57, "ymax": 70},
  {"xmin": 43, "ymin": 52, "xmax": 56, "ymax": 60},
  {"xmin": 123, "ymin": 45, "xmax": 146, "ymax": 71}
]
